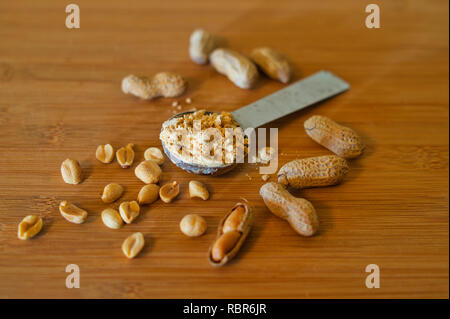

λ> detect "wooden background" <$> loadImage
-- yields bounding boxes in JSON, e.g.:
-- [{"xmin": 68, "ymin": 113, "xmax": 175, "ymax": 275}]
[{"xmin": 0, "ymin": 0, "xmax": 448, "ymax": 299}]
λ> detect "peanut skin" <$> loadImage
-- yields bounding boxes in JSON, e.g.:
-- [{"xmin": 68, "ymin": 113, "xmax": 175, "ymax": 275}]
[
  {"xmin": 250, "ymin": 47, "xmax": 291, "ymax": 83},
  {"xmin": 210, "ymin": 48, "xmax": 259, "ymax": 89},
  {"xmin": 277, "ymin": 155, "xmax": 349, "ymax": 189},
  {"xmin": 304, "ymin": 115, "xmax": 365, "ymax": 159},
  {"xmin": 211, "ymin": 230, "xmax": 241, "ymax": 262},
  {"xmin": 122, "ymin": 72, "xmax": 187, "ymax": 100},
  {"xmin": 260, "ymin": 182, "xmax": 319, "ymax": 237}
]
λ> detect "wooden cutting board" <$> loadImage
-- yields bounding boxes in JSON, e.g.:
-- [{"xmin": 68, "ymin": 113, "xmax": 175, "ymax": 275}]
[{"xmin": 0, "ymin": 0, "xmax": 448, "ymax": 298}]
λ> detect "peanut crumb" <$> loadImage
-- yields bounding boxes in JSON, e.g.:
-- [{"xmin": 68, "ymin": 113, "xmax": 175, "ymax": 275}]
[
  {"xmin": 185, "ymin": 97, "xmax": 192, "ymax": 104},
  {"xmin": 261, "ymin": 174, "xmax": 270, "ymax": 181},
  {"xmin": 172, "ymin": 101, "xmax": 179, "ymax": 107}
]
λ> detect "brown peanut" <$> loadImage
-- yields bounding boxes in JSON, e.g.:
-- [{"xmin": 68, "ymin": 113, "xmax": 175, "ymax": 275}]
[
  {"xmin": 122, "ymin": 232, "xmax": 145, "ymax": 259},
  {"xmin": 119, "ymin": 201, "xmax": 140, "ymax": 224},
  {"xmin": 179, "ymin": 214, "xmax": 207, "ymax": 237},
  {"xmin": 189, "ymin": 29, "xmax": 216, "ymax": 64},
  {"xmin": 260, "ymin": 182, "xmax": 319, "ymax": 237},
  {"xmin": 122, "ymin": 72, "xmax": 187, "ymax": 100},
  {"xmin": 208, "ymin": 203, "xmax": 253, "ymax": 266},
  {"xmin": 61, "ymin": 158, "xmax": 83, "ymax": 185},
  {"xmin": 101, "ymin": 183, "xmax": 124, "ymax": 203},
  {"xmin": 101, "ymin": 208, "xmax": 123, "ymax": 229},
  {"xmin": 144, "ymin": 147, "xmax": 165, "ymax": 165},
  {"xmin": 210, "ymin": 48, "xmax": 259, "ymax": 89},
  {"xmin": 135, "ymin": 160, "xmax": 162, "ymax": 184},
  {"xmin": 159, "ymin": 181, "xmax": 180, "ymax": 203},
  {"xmin": 59, "ymin": 201, "xmax": 88, "ymax": 224},
  {"xmin": 277, "ymin": 155, "xmax": 349, "ymax": 189},
  {"xmin": 304, "ymin": 115, "xmax": 365, "ymax": 159},
  {"xmin": 17, "ymin": 215, "xmax": 43, "ymax": 240},
  {"xmin": 189, "ymin": 180, "xmax": 209, "ymax": 200},
  {"xmin": 116, "ymin": 143, "xmax": 135, "ymax": 168},
  {"xmin": 137, "ymin": 184, "xmax": 160, "ymax": 205},
  {"xmin": 96, "ymin": 144, "xmax": 114, "ymax": 163},
  {"xmin": 250, "ymin": 47, "xmax": 291, "ymax": 83}
]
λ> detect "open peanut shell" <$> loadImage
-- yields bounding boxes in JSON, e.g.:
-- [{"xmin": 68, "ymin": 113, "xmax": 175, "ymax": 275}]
[{"xmin": 208, "ymin": 202, "xmax": 253, "ymax": 267}]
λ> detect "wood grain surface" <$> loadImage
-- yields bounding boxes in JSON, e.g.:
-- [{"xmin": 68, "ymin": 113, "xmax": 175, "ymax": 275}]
[{"xmin": 0, "ymin": 0, "xmax": 448, "ymax": 299}]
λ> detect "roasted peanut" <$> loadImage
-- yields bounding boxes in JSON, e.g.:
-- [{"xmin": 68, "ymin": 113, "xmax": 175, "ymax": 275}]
[
  {"xmin": 189, "ymin": 180, "xmax": 209, "ymax": 200},
  {"xmin": 304, "ymin": 115, "xmax": 365, "ymax": 159},
  {"xmin": 208, "ymin": 203, "xmax": 252, "ymax": 266},
  {"xmin": 277, "ymin": 155, "xmax": 349, "ymax": 189},
  {"xmin": 122, "ymin": 72, "xmax": 187, "ymax": 100},
  {"xmin": 135, "ymin": 160, "xmax": 162, "ymax": 184},
  {"xmin": 96, "ymin": 144, "xmax": 114, "ymax": 163},
  {"xmin": 119, "ymin": 201, "xmax": 140, "ymax": 224},
  {"xmin": 61, "ymin": 158, "xmax": 83, "ymax": 185},
  {"xmin": 211, "ymin": 230, "xmax": 241, "ymax": 262},
  {"xmin": 189, "ymin": 29, "xmax": 216, "ymax": 64},
  {"xmin": 210, "ymin": 48, "xmax": 259, "ymax": 89},
  {"xmin": 144, "ymin": 147, "xmax": 165, "ymax": 165},
  {"xmin": 250, "ymin": 47, "xmax": 291, "ymax": 83},
  {"xmin": 59, "ymin": 201, "xmax": 88, "ymax": 224},
  {"xmin": 260, "ymin": 182, "xmax": 319, "ymax": 236},
  {"xmin": 122, "ymin": 232, "xmax": 145, "ymax": 259},
  {"xmin": 101, "ymin": 183, "xmax": 124, "ymax": 203},
  {"xmin": 179, "ymin": 214, "xmax": 207, "ymax": 237},
  {"xmin": 17, "ymin": 215, "xmax": 43, "ymax": 240},
  {"xmin": 159, "ymin": 181, "xmax": 180, "ymax": 203},
  {"xmin": 116, "ymin": 143, "xmax": 135, "ymax": 168},
  {"xmin": 222, "ymin": 205, "xmax": 246, "ymax": 233},
  {"xmin": 137, "ymin": 184, "xmax": 160, "ymax": 205},
  {"xmin": 101, "ymin": 208, "xmax": 123, "ymax": 229}
]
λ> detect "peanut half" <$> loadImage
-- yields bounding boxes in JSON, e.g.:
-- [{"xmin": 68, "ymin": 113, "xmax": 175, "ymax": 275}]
[
  {"xmin": 304, "ymin": 115, "xmax": 365, "ymax": 159},
  {"xmin": 260, "ymin": 182, "xmax": 319, "ymax": 237},
  {"xmin": 17, "ymin": 215, "xmax": 43, "ymax": 240},
  {"xmin": 210, "ymin": 48, "xmax": 259, "ymax": 89},
  {"xmin": 59, "ymin": 201, "xmax": 88, "ymax": 224},
  {"xmin": 250, "ymin": 47, "xmax": 291, "ymax": 83},
  {"xmin": 101, "ymin": 208, "xmax": 123, "ymax": 229},
  {"xmin": 96, "ymin": 144, "xmax": 114, "ymax": 163},
  {"xmin": 101, "ymin": 183, "xmax": 124, "ymax": 203},
  {"xmin": 61, "ymin": 158, "xmax": 83, "ymax": 185},
  {"xmin": 122, "ymin": 72, "xmax": 187, "ymax": 100},
  {"xmin": 144, "ymin": 147, "xmax": 165, "ymax": 165},
  {"xmin": 159, "ymin": 181, "xmax": 180, "ymax": 203},
  {"xmin": 277, "ymin": 155, "xmax": 349, "ymax": 189},
  {"xmin": 208, "ymin": 203, "xmax": 253, "ymax": 266},
  {"xmin": 116, "ymin": 143, "xmax": 135, "ymax": 168},
  {"xmin": 137, "ymin": 184, "xmax": 160, "ymax": 205},
  {"xmin": 179, "ymin": 214, "xmax": 207, "ymax": 237},
  {"xmin": 122, "ymin": 232, "xmax": 145, "ymax": 259},
  {"xmin": 189, "ymin": 180, "xmax": 209, "ymax": 200},
  {"xmin": 135, "ymin": 160, "xmax": 162, "ymax": 184},
  {"xmin": 119, "ymin": 201, "xmax": 140, "ymax": 224},
  {"xmin": 189, "ymin": 29, "xmax": 216, "ymax": 64}
]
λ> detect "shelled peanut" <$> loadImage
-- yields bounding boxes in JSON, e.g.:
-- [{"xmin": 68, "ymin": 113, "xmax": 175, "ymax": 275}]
[
  {"xmin": 260, "ymin": 182, "xmax": 319, "ymax": 237},
  {"xmin": 304, "ymin": 115, "xmax": 365, "ymax": 159},
  {"xmin": 277, "ymin": 155, "xmax": 349, "ymax": 189},
  {"xmin": 250, "ymin": 47, "xmax": 291, "ymax": 83},
  {"xmin": 59, "ymin": 201, "xmax": 88, "ymax": 224},
  {"xmin": 116, "ymin": 144, "xmax": 135, "ymax": 168},
  {"xmin": 208, "ymin": 203, "xmax": 253, "ymax": 266},
  {"xmin": 135, "ymin": 160, "xmax": 161, "ymax": 184},
  {"xmin": 210, "ymin": 48, "xmax": 259, "ymax": 89},
  {"xmin": 96, "ymin": 144, "xmax": 114, "ymax": 163},
  {"xmin": 61, "ymin": 158, "xmax": 83, "ymax": 185},
  {"xmin": 180, "ymin": 214, "xmax": 207, "ymax": 237},
  {"xmin": 122, "ymin": 72, "xmax": 187, "ymax": 100},
  {"xmin": 17, "ymin": 215, "xmax": 43, "ymax": 240},
  {"xmin": 122, "ymin": 232, "xmax": 145, "ymax": 259},
  {"xmin": 101, "ymin": 183, "xmax": 124, "ymax": 203}
]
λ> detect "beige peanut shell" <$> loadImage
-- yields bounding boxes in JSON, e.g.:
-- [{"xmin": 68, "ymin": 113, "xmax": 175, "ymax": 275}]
[
  {"xmin": 210, "ymin": 48, "xmax": 259, "ymax": 89},
  {"xmin": 250, "ymin": 47, "xmax": 291, "ymax": 83},
  {"xmin": 260, "ymin": 182, "xmax": 319, "ymax": 237},
  {"xmin": 208, "ymin": 202, "xmax": 253, "ymax": 267},
  {"xmin": 122, "ymin": 72, "xmax": 187, "ymax": 100},
  {"xmin": 277, "ymin": 155, "xmax": 349, "ymax": 189},
  {"xmin": 189, "ymin": 29, "xmax": 216, "ymax": 64},
  {"xmin": 304, "ymin": 115, "xmax": 365, "ymax": 159}
]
